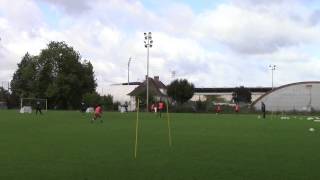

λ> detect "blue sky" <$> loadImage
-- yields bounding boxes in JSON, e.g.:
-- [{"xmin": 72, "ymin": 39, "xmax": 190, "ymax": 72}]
[
  {"xmin": 141, "ymin": 0, "xmax": 224, "ymax": 12},
  {"xmin": 1, "ymin": 0, "xmax": 320, "ymax": 90},
  {"xmin": 38, "ymin": 1, "xmax": 61, "ymax": 29}
]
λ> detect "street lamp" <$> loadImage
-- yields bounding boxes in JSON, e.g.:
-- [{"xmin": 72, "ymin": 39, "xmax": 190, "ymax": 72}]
[
  {"xmin": 128, "ymin": 57, "xmax": 132, "ymax": 86},
  {"xmin": 269, "ymin": 65, "xmax": 276, "ymax": 89},
  {"xmin": 144, "ymin": 32, "xmax": 153, "ymax": 111}
]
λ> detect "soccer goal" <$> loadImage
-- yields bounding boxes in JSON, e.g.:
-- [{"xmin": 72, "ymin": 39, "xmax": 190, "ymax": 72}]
[{"xmin": 20, "ymin": 98, "xmax": 48, "ymax": 113}]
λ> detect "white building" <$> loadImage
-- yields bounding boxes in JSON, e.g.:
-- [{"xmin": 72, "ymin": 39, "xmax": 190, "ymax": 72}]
[
  {"xmin": 102, "ymin": 76, "xmax": 167, "ymax": 111},
  {"xmin": 252, "ymin": 81, "xmax": 320, "ymax": 112},
  {"xmin": 192, "ymin": 87, "xmax": 271, "ymax": 103},
  {"xmin": 103, "ymin": 82, "xmax": 140, "ymax": 111}
]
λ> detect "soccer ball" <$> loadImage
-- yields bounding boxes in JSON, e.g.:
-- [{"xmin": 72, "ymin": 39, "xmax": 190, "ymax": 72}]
[
  {"xmin": 309, "ymin": 128, "xmax": 315, "ymax": 132},
  {"xmin": 257, "ymin": 115, "xmax": 261, "ymax": 119}
]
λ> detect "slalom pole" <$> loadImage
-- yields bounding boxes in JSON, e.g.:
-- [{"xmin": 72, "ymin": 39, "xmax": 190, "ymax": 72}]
[
  {"xmin": 166, "ymin": 99, "xmax": 172, "ymax": 147},
  {"xmin": 134, "ymin": 98, "xmax": 140, "ymax": 159}
]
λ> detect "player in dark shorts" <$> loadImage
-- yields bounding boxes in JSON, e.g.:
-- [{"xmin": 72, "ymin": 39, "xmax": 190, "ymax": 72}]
[
  {"xmin": 158, "ymin": 101, "xmax": 164, "ymax": 118},
  {"xmin": 36, "ymin": 101, "xmax": 42, "ymax": 115},
  {"xmin": 261, "ymin": 102, "xmax": 266, "ymax": 119}
]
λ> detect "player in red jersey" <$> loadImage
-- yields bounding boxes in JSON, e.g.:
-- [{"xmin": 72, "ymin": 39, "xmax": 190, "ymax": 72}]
[
  {"xmin": 235, "ymin": 104, "xmax": 240, "ymax": 113},
  {"xmin": 92, "ymin": 104, "xmax": 103, "ymax": 123}
]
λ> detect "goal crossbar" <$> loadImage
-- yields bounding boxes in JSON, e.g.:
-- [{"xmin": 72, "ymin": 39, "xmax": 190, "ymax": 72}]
[{"xmin": 20, "ymin": 98, "xmax": 48, "ymax": 111}]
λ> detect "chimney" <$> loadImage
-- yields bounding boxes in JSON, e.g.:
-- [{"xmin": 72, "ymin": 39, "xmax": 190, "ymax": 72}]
[{"xmin": 154, "ymin": 76, "xmax": 159, "ymax": 81}]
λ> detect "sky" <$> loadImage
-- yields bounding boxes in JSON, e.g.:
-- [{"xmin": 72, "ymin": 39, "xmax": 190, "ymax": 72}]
[{"xmin": 1, "ymin": 0, "xmax": 320, "ymax": 92}]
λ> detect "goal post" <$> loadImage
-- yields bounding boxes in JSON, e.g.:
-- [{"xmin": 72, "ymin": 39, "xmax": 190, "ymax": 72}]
[{"xmin": 20, "ymin": 98, "xmax": 48, "ymax": 111}]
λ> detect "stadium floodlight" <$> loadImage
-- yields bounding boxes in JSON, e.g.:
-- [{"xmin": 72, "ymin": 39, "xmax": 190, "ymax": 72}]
[
  {"xmin": 144, "ymin": 32, "xmax": 153, "ymax": 111},
  {"xmin": 269, "ymin": 65, "xmax": 276, "ymax": 89}
]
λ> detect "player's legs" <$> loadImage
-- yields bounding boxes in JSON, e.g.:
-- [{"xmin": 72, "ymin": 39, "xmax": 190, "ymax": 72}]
[
  {"xmin": 95, "ymin": 113, "xmax": 102, "ymax": 123},
  {"xmin": 91, "ymin": 113, "xmax": 97, "ymax": 123},
  {"xmin": 92, "ymin": 113, "xmax": 102, "ymax": 123}
]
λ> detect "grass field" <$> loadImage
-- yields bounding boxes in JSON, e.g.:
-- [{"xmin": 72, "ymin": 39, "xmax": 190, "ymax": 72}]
[{"xmin": 1, "ymin": 110, "xmax": 320, "ymax": 180}]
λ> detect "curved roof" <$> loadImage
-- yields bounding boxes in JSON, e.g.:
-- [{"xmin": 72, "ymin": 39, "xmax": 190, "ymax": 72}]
[
  {"xmin": 195, "ymin": 87, "xmax": 271, "ymax": 93},
  {"xmin": 251, "ymin": 81, "xmax": 320, "ymax": 107}
]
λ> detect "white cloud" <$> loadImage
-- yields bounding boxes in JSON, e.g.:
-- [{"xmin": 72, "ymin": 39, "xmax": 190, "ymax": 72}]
[
  {"xmin": 0, "ymin": 0, "xmax": 44, "ymax": 31},
  {"xmin": 0, "ymin": 0, "xmax": 320, "ymax": 90},
  {"xmin": 40, "ymin": 0, "xmax": 90, "ymax": 14},
  {"xmin": 194, "ymin": 3, "xmax": 320, "ymax": 54}
]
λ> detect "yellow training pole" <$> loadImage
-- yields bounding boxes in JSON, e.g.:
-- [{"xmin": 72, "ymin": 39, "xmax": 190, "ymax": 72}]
[
  {"xmin": 134, "ymin": 98, "xmax": 140, "ymax": 159},
  {"xmin": 166, "ymin": 100, "xmax": 172, "ymax": 147}
]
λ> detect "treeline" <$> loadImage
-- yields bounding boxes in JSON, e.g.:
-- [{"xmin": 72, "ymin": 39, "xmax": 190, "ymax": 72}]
[{"xmin": 9, "ymin": 41, "xmax": 98, "ymax": 109}]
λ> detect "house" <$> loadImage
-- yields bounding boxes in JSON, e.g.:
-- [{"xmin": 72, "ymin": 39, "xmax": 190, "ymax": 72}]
[{"xmin": 128, "ymin": 76, "xmax": 167, "ymax": 110}]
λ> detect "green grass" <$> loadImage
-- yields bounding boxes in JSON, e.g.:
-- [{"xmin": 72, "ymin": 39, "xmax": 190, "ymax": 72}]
[{"xmin": 1, "ymin": 110, "xmax": 320, "ymax": 180}]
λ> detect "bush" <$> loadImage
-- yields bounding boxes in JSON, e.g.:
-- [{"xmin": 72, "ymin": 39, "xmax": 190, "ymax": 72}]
[
  {"xmin": 101, "ymin": 94, "xmax": 113, "ymax": 111},
  {"xmin": 113, "ymin": 101, "xmax": 120, "ymax": 111},
  {"xmin": 195, "ymin": 100, "xmax": 207, "ymax": 112}
]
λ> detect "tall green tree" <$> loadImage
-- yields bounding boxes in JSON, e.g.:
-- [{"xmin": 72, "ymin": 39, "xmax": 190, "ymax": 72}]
[
  {"xmin": 80, "ymin": 60, "xmax": 96, "ymax": 94},
  {"xmin": 11, "ymin": 53, "xmax": 37, "ymax": 98},
  {"xmin": 167, "ymin": 79, "xmax": 194, "ymax": 104},
  {"xmin": 10, "ymin": 41, "xmax": 97, "ymax": 109}
]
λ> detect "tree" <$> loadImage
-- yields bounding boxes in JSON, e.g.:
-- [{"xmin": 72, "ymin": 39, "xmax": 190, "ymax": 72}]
[
  {"xmin": 0, "ymin": 87, "xmax": 9, "ymax": 107},
  {"xmin": 83, "ymin": 92, "xmax": 101, "ymax": 107},
  {"xmin": 167, "ymin": 79, "xmax": 194, "ymax": 104},
  {"xmin": 232, "ymin": 86, "xmax": 252, "ymax": 103},
  {"xmin": 11, "ymin": 53, "xmax": 37, "ymax": 98},
  {"xmin": 10, "ymin": 41, "xmax": 97, "ymax": 109},
  {"xmin": 80, "ymin": 60, "xmax": 96, "ymax": 94}
]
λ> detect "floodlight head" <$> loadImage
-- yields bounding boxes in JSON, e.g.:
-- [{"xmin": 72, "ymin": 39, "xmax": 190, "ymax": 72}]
[
  {"xmin": 150, "ymin": 40, "xmax": 153, "ymax": 44},
  {"xmin": 145, "ymin": 45, "xmax": 148, "ymax": 48},
  {"xmin": 144, "ymin": 32, "xmax": 147, "ymax": 36},
  {"xmin": 144, "ymin": 41, "xmax": 146, "ymax": 44},
  {"xmin": 150, "ymin": 45, "xmax": 152, "ymax": 48},
  {"xmin": 148, "ymin": 32, "xmax": 152, "ymax": 35}
]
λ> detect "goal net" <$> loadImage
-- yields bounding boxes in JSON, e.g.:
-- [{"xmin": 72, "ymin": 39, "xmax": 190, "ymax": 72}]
[{"xmin": 20, "ymin": 98, "xmax": 47, "ymax": 113}]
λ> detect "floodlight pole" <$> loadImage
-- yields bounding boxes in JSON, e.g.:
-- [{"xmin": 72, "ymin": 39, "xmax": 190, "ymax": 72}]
[
  {"xmin": 144, "ymin": 32, "xmax": 153, "ymax": 112},
  {"xmin": 147, "ymin": 44, "xmax": 150, "ymax": 111},
  {"xmin": 269, "ymin": 65, "xmax": 276, "ymax": 89}
]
